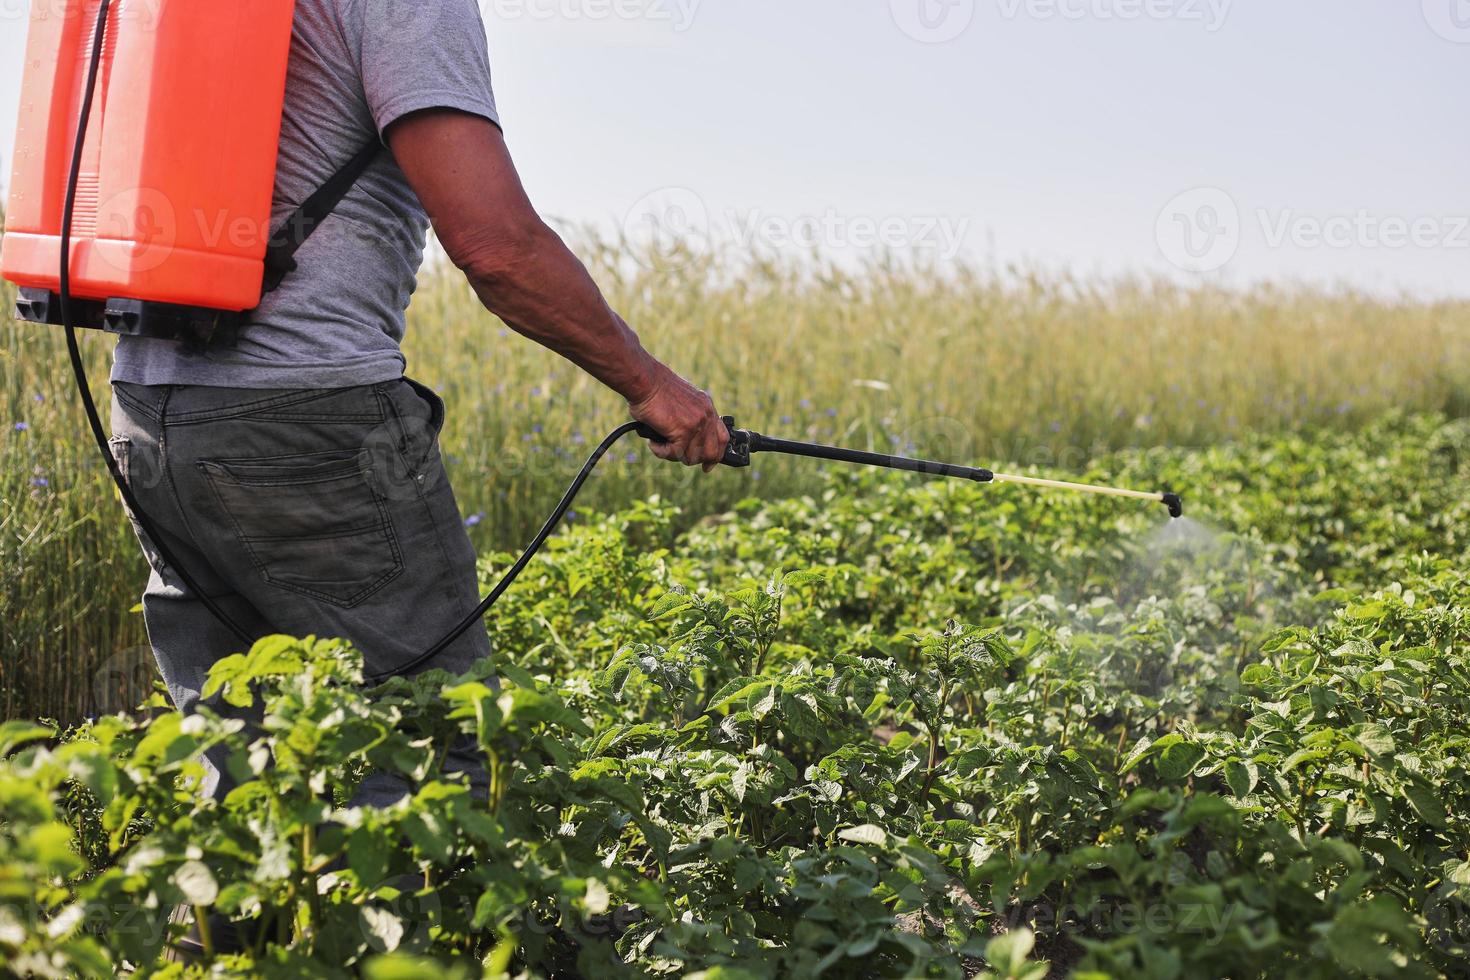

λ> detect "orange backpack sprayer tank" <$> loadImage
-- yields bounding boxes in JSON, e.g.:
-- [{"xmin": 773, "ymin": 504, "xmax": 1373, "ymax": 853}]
[
  {"xmin": 3, "ymin": 0, "xmax": 379, "ymax": 341},
  {"xmin": 2, "ymin": 0, "xmax": 382, "ymax": 648},
  {"xmin": 3, "ymin": 0, "xmax": 1182, "ymax": 682},
  {"xmin": 3, "ymin": 0, "xmax": 296, "ymax": 335}
]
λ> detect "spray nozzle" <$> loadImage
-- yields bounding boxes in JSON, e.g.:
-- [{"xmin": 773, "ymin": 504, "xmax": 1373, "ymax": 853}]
[{"xmin": 1161, "ymin": 492, "xmax": 1183, "ymax": 519}]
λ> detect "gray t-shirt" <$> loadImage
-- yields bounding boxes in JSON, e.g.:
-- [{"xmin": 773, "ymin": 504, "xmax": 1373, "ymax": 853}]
[{"xmin": 111, "ymin": 0, "xmax": 499, "ymax": 389}]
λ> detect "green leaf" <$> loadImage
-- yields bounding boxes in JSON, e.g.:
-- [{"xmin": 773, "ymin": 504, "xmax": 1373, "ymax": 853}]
[
  {"xmin": 1355, "ymin": 723, "xmax": 1394, "ymax": 756},
  {"xmin": 1224, "ymin": 759, "xmax": 1258, "ymax": 798},
  {"xmin": 360, "ymin": 906, "xmax": 405, "ymax": 952},
  {"xmin": 1240, "ymin": 663, "xmax": 1276, "ymax": 686},
  {"xmin": 985, "ymin": 927, "xmax": 1036, "ymax": 973},
  {"xmin": 1281, "ymin": 747, "xmax": 1329, "ymax": 774},
  {"xmin": 1119, "ymin": 736, "xmax": 1153, "ymax": 774},
  {"xmin": 1154, "ymin": 740, "xmax": 1207, "ymax": 782},
  {"xmin": 838, "ymin": 824, "xmax": 888, "ymax": 847},
  {"xmin": 25, "ymin": 823, "xmax": 82, "ymax": 876},
  {"xmin": 0, "ymin": 720, "xmax": 54, "ymax": 757},
  {"xmin": 583, "ymin": 878, "xmax": 611, "ymax": 915},
  {"xmin": 1403, "ymin": 780, "xmax": 1447, "ymax": 828},
  {"xmin": 172, "ymin": 860, "xmax": 219, "ymax": 906},
  {"xmin": 348, "ymin": 826, "xmax": 393, "ymax": 885}
]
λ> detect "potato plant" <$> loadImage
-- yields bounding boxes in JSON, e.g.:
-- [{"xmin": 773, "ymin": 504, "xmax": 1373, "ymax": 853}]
[{"xmin": 0, "ymin": 414, "xmax": 1467, "ymax": 978}]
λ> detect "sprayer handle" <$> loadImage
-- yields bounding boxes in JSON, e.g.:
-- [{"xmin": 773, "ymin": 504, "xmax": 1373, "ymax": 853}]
[{"xmin": 634, "ymin": 416, "xmax": 751, "ymax": 468}]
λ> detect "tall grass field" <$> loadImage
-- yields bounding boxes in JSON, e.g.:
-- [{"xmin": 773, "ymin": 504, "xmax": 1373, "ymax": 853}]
[{"xmin": 2, "ymin": 241, "xmax": 1469, "ymax": 725}]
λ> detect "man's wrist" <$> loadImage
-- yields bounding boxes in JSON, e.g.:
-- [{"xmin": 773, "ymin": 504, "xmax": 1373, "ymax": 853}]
[
  {"xmin": 616, "ymin": 349, "xmax": 664, "ymax": 406},
  {"xmin": 603, "ymin": 320, "xmax": 664, "ymax": 405}
]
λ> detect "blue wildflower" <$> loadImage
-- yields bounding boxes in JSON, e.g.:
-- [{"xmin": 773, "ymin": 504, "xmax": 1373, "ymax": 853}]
[
  {"xmin": 31, "ymin": 477, "xmax": 49, "ymax": 488},
  {"xmin": 625, "ymin": 451, "xmax": 638, "ymax": 463},
  {"xmin": 464, "ymin": 512, "xmax": 485, "ymax": 527},
  {"xmin": 13, "ymin": 422, "xmax": 28, "ymax": 432}
]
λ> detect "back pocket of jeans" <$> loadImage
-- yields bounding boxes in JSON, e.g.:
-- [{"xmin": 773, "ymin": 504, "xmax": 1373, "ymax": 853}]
[{"xmin": 197, "ymin": 449, "xmax": 403, "ymax": 608}]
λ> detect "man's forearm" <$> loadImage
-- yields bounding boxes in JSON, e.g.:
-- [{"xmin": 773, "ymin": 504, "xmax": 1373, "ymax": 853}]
[
  {"xmin": 459, "ymin": 221, "xmax": 660, "ymax": 404},
  {"xmin": 386, "ymin": 108, "xmax": 728, "ymax": 468}
]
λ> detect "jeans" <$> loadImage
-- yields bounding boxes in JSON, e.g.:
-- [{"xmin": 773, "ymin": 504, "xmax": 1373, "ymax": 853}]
[{"xmin": 108, "ymin": 376, "xmax": 491, "ymax": 805}]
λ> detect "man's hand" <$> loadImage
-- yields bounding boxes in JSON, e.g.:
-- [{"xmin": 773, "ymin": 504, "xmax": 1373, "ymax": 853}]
[
  {"xmin": 385, "ymin": 108, "xmax": 726, "ymax": 470},
  {"xmin": 627, "ymin": 362, "xmax": 730, "ymax": 471}
]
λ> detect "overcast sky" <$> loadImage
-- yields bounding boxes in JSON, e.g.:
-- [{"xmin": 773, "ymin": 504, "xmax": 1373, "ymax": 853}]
[{"xmin": 2, "ymin": 0, "xmax": 1466, "ymax": 298}]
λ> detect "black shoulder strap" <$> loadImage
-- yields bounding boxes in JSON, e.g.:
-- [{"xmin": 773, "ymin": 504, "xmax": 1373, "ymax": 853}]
[{"xmin": 262, "ymin": 138, "xmax": 383, "ymax": 293}]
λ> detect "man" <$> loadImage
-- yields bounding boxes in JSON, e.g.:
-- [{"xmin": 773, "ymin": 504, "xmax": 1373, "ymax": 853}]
[{"xmin": 108, "ymin": 0, "xmax": 729, "ymax": 806}]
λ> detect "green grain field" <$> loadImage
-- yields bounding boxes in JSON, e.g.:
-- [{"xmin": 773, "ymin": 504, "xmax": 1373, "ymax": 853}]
[{"xmin": 3, "ymin": 241, "xmax": 1469, "ymax": 725}]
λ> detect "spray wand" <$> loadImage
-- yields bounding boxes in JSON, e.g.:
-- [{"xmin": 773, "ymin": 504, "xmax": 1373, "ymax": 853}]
[
  {"xmin": 680, "ymin": 419, "xmax": 1184, "ymax": 518},
  {"xmin": 380, "ymin": 417, "xmax": 1182, "ymax": 680}
]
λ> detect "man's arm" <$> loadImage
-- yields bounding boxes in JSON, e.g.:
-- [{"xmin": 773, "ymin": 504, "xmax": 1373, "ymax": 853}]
[{"xmin": 385, "ymin": 108, "xmax": 729, "ymax": 469}]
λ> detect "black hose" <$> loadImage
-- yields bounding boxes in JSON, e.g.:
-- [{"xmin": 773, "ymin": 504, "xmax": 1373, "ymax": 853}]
[
  {"xmin": 368, "ymin": 421, "xmax": 643, "ymax": 682},
  {"xmin": 61, "ymin": 0, "xmax": 256, "ymax": 644}
]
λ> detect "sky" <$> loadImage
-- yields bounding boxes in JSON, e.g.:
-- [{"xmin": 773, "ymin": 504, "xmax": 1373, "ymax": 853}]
[{"xmin": 2, "ymin": 0, "xmax": 1467, "ymax": 298}]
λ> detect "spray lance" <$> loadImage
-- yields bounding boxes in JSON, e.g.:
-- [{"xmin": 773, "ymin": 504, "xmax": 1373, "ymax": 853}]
[
  {"xmin": 384, "ymin": 418, "xmax": 1181, "ymax": 680},
  {"xmin": 6, "ymin": 0, "xmax": 1182, "ymax": 684}
]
